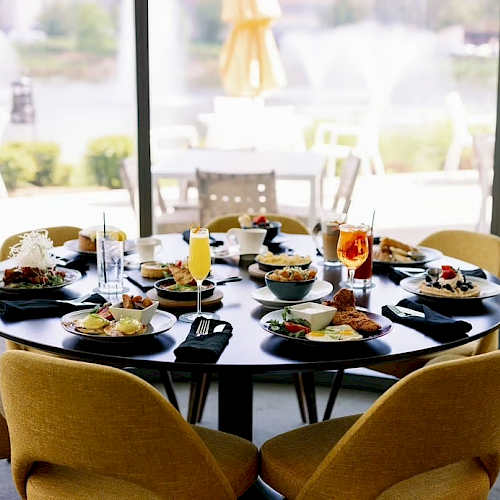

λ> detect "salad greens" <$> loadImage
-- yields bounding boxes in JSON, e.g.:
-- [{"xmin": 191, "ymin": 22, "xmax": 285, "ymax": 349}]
[{"xmin": 267, "ymin": 306, "xmax": 311, "ymax": 337}]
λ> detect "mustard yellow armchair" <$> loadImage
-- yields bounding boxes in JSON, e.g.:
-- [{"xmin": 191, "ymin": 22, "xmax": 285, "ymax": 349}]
[
  {"xmin": 260, "ymin": 351, "xmax": 500, "ymax": 499},
  {"xmin": 0, "ymin": 351, "xmax": 258, "ymax": 499},
  {"xmin": 369, "ymin": 229, "xmax": 500, "ymax": 379},
  {"xmin": 0, "ymin": 226, "xmax": 81, "ymax": 261},
  {"xmin": 205, "ymin": 213, "xmax": 310, "ymax": 235}
]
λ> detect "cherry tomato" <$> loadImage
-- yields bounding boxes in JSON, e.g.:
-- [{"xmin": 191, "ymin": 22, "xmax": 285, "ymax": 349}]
[{"xmin": 284, "ymin": 322, "xmax": 311, "ymax": 334}]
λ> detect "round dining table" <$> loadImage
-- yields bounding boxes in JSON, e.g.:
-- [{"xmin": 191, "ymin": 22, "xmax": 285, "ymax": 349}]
[{"xmin": 1, "ymin": 233, "xmax": 499, "ymax": 441}]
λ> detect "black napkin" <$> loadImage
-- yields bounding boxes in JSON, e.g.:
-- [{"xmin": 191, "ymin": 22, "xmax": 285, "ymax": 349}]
[
  {"xmin": 381, "ymin": 298, "xmax": 472, "ymax": 342},
  {"xmin": 58, "ymin": 255, "xmax": 90, "ymax": 275},
  {"xmin": 182, "ymin": 230, "xmax": 224, "ymax": 247},
  {"xmin": 174, "ymin": 317, "xmax": 233, "ymax": 362},
  {"xmin": 0, "ymin": 293, "xmax": 108, "ymax": 322}
]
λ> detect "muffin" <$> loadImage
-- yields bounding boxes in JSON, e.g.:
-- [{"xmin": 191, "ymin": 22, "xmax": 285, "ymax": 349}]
[{"xmin": 78, "ymin": 226, "xmax": 126, "ymax": 252}]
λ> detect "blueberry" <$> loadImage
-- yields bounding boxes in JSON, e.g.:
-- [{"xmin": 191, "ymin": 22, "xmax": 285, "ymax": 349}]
[
  {"xmin": 433, "ymin": 282, "xmax": 441, "ymax": 289},
  {"xmin": 425, "ymin": 275, "xmax": 433, "ymax": 283},
  {"xmin": 444, "ymin": 284, "xmax": 453, "ymax": 291},
  {"xmin": 467, "ymin": 282, "xmax": 474, "ymax": 289},
  {"xmin": 461, "ymin": 285, "xmax": 469, "ymax": 292},
  {"xmin": 456, "ymin": 281, "xmax": 463, "ymax": 287}
]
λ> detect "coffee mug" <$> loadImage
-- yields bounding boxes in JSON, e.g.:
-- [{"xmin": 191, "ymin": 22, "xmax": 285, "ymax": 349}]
[
  {"xmin": 136, "ymin": 237, "xmax": 162, "ymax": 262},
  {"xmin": 226, "ymin": 228, "xmax": 266, "ymax": 255}
]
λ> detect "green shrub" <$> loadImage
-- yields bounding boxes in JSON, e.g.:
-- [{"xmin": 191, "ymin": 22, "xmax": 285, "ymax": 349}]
[
  {"xmin": 85, "ymin": 135, "xmax": 134, "ymax": 188},
  {"xmin": 0, "ymin": 145, "xmax": 37, "ymax": 190},
  {"xmin": 27, "ymin": 142, "xmax": 61, "ymax": 186}
]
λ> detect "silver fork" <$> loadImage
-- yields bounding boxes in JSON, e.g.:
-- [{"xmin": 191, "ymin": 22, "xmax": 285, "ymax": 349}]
[
  {"xmin": 196, "ymin": 319, "xmax": 210, "ymax": 336},
  {"xmin": 55, "ymin": 293, "xmax": 95, "ymax": 306}
]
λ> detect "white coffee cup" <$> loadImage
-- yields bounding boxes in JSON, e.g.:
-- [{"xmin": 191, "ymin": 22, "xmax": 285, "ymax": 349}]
[
  {"xmin": 226, "ymin": 228, "xmax": 266, "ymax": 255},
  {"xmin": 136, "ymin": 237, "xmax": 163, "ymax": 262}
]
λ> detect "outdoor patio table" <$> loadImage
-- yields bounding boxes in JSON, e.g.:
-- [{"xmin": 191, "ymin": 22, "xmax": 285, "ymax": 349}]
[
  {"xmin": 150, "ymin": 149, "xmax": 327, "ymax": 230},
  {"xmin": 0, "ymin": 233, "xmax": 499, "ymax": 441}
]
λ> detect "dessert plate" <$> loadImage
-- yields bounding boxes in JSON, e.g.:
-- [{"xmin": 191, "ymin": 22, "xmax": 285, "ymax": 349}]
[
  {"xmin": 400, "ymin": 275, "xmax": 500, "ymax": 301},
  {"xmin": 260, "ymin": 309, "xmax": 392, "ymax": 344},
  {"xmin": 64, "ymin": 239, "xmax": 137, "ymax": 256},
  {"xmin": 251, "ymin": 280, "xmax": 333, "ymax": 309},
  {"xmin": 0, "ymin": 268, "xmax": 82, "ymax": 293},
  {"xmin": 61, "ymin": 309, "xmax": 176, "ymax": 342},
  {"xmin": 373, "ymin": 246, "xmax": 443, "ymax": 267}
]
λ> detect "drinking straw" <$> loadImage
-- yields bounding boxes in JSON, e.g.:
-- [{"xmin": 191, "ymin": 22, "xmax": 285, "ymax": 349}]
[
  {"xmin": 371, "ymin": 210, "xmax": 375, "ymax": 231},
  {"xmin": 102, "ymin": 213, "xmax": 107, "ymax": 283}
]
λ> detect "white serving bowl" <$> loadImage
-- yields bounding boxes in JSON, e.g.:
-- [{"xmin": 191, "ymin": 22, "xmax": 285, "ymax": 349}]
[
  {"xmin": 109, "ymin": 300, "xmax": 159, "ymax": 325},
  {"xmin": 288, "ymin": 302, "xmax": 337, "ymax": 331}
]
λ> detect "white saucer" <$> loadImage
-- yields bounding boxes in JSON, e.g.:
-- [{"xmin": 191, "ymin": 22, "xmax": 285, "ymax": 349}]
[{"xmin": 251, "ymin": 280, "xmax": 334, "ymax": 309}]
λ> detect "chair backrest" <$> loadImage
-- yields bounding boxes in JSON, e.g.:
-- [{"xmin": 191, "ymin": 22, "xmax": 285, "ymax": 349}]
[
  {"xmin": 0, "ymin": 226, "xmax": 82, "ymax": 261},
  {"xmin": 295, "ymin": 351, "xmax": 500, "ymax": 499},
  {"xmin": 418, "ymin": 230, "xmax": 500, "ymax": 278},
  {"xmin": 205, "ymin": 213, "xmax": 310, "ymax": 234},
  {"xmin": 418, "ymin": 229, "xmax": 500, "ymax": 355},
  {"xmin": 196, "ymin": 169, "xmax": 278, "ymax": 227},
  {"xmin": 0, "ymin": 351, "xmax": 237, "ymax": 499},
  {"xmin": 473, "ymin": 133, "xmax": 495, "ymax": 194},
  {"xmin": 331, "ymin": 153, "xmax": 361, "ymax": 214}
]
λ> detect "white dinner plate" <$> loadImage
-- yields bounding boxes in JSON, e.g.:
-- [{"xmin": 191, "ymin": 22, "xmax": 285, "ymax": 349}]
[
  {"xmin": 373, "ymin": 245, "xmax": 443, "ymax": 267},
  {"xmin": 211, "ymin": 246, "xmax": 240, "ymax": 259},
  {"xmin": 61, "ymin": 309, "xmax": 177, "ymax": 342},
  {"xmin": 400, "ymin": 275, "xmax": 500, "ymax": 301},
  {"xmin": 260, "ymin": 309, "xmax": 392, "ymax": 344},
  {"xmin": 251, "ymin": 280, "xmax": 333, "ymax": 309},
  {"xmin": 0, "ymin": 267, "xmax": 82, "ymax": 293},
  {"xmin": 63, "ymin": 239, "xmax": 137, "ymax": 256}
]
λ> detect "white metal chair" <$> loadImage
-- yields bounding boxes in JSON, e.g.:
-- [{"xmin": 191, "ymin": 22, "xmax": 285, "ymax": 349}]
[
  {"xmin": 473, "ymin": 133, "xmax": 495, "ymax": 233},
  {"xmin": 196, "ymin": 169, "xmax": 278, "ymax": 227}
]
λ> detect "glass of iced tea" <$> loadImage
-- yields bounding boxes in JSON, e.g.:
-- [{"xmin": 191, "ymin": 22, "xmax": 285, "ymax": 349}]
[{"xmin": 337, "ymin": 223, "xmax": 370, "ymax": 289}]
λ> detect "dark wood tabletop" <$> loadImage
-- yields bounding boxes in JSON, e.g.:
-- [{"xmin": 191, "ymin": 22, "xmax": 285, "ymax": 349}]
[{"xmin": 1, "ymin": 233, "xmax": 499, "ymax": 439}]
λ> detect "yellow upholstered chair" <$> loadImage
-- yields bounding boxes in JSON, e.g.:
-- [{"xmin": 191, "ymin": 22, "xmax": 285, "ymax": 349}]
[
  {"xmin": 206, "ymin": 213, "xmax": 310, "ymax": 235},
  {"xmin": 260, "ymin": 351, "xmax": 500, "ymax": 500},
  {"xmin": 0, "ymin": 226, "xmax": 81, "ymax": 261},
  {"xmin": 368, "ymin": 229, "xmax": 500, "ymax": 379},
  {"xmin": 1, "ymin": 226, "xmax": 82, "ymax": 354},
  {"xmin": 0, "ymin": 350, "xmax": 258, "ymax": 499}
]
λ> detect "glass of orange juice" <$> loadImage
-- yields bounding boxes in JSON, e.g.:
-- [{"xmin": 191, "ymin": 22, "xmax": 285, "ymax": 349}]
[
  {"xmin": 179, "ymin": 227, "xmax": 220, "ymax": 323},
  {"xmin": 337, "ymin": 223, "xmax": 370, "ymax": 289}
]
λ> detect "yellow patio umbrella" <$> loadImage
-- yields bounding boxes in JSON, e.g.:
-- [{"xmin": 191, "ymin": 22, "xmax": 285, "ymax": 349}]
[{"xmin": 219, "ymin": 0, "xmax": 287, "ymax": 98}]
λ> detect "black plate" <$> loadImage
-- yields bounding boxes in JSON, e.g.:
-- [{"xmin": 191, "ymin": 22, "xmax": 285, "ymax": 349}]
[
  {"xmin": 154, "ymin": 278, "xmax": 216, "ymax": 301},
  {"xmin": 0, "ymin": 267, "xmax": 82, "ymax": 293},
  {"xmin": 260, "ymin": 309, "xmax": 393, "ymax": 344}
]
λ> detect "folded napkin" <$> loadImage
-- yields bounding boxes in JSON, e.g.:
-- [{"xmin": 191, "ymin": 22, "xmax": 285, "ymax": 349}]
[
  {"xmin": 182, "ymin": 230, "xmax": 224, "ymax": 247},
  {"xmin": 0, "ymin": 293, "xmax": 108, "ymax": 322},
  {"xmin": 57, "ymin": 255, "xmax": 90, "ymax": 275},
  {"xmin": 174, "ymin": 317, "xmax": 233, "ymax": 363},
  {"xmin": 381, "ymin": 298, "xmax": 472, "ymax": 342}
]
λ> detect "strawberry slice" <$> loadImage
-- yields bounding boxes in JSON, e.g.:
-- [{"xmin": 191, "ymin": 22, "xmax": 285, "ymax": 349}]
[{"xmin": 441, "ymin": 267, "xmax": 457, "ymax": 279}]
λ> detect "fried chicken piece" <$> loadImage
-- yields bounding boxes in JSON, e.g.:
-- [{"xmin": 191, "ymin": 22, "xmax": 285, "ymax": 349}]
[
  {"xmin": 323, "ymin": 288, "xmax": 381, "ymax": 333},
  {"xmin": 331, "ymin": 288, "xmax": 356, "ymax": 310},
  {"xmin": 332, "ymin": 310, "xmax": 381, "ymax": 332}
]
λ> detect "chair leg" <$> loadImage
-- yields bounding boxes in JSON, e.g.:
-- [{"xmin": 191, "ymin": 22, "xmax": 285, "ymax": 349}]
[
  {"xmin": 293, "ymin": 372, "xmax": 317, "ymax": 424},
  {"xmin": 323, "ymin": 368, "xmax": 345, "ymax": 421},
  {"xmin": 188, "ymin": 373, "xmax": 212, "ymax": 424},
  {"xmin": 159, "ymin": 369, "xmax": 179, "ymax": 411}
]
